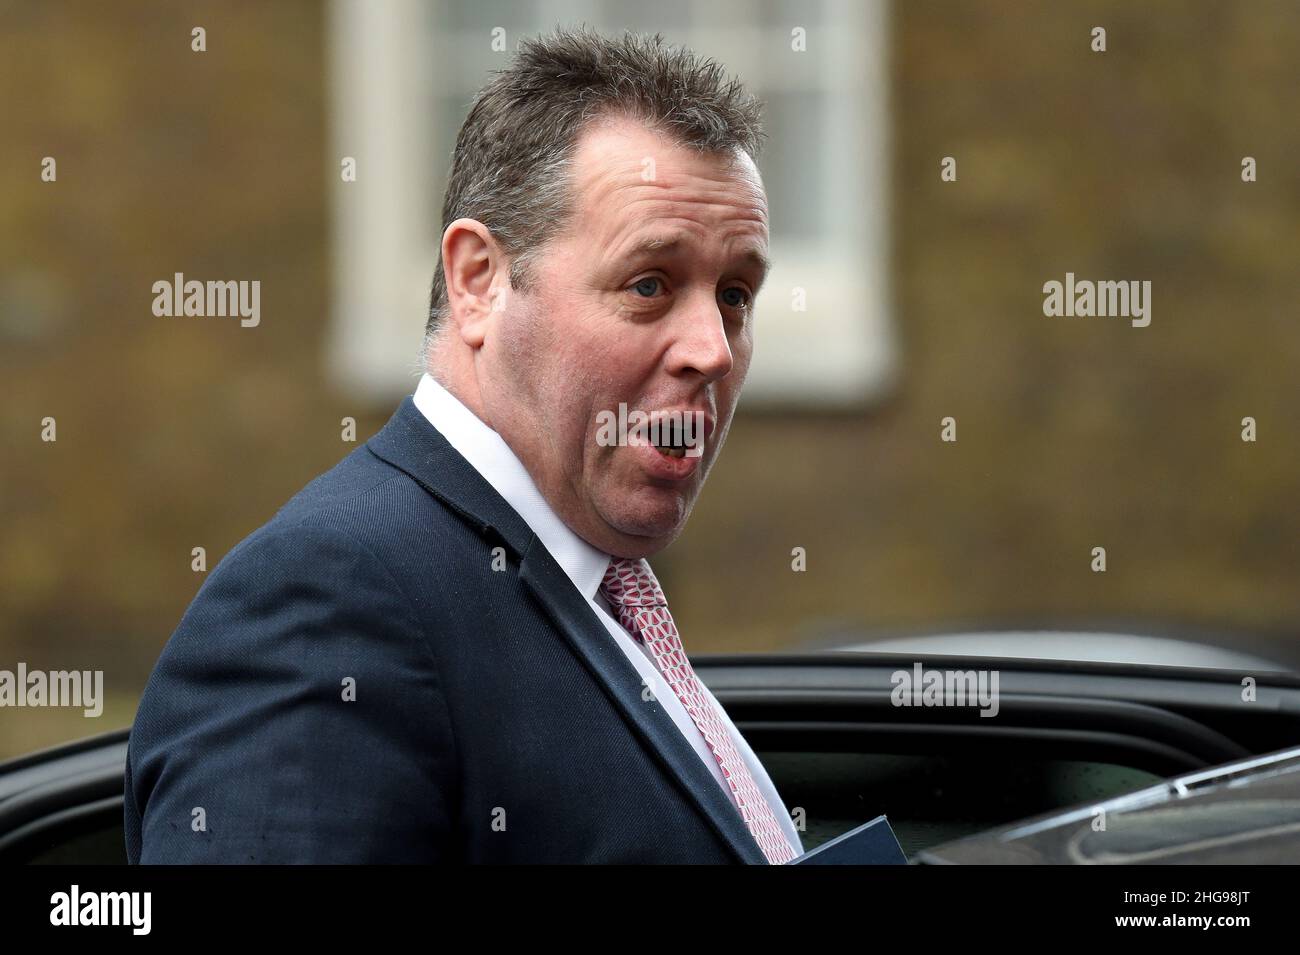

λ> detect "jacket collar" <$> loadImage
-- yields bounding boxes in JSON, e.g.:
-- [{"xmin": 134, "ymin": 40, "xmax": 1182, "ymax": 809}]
[{"xmin": 410, "ymin": 373, "xmax": 611, "ymax": 603}]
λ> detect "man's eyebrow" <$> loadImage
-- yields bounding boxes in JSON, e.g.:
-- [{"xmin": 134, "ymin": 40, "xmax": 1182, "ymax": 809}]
[
  {"xmin": 741, "ymin": 246, "xmax": 773, "ymax": 289},
  {"xmin": 626, "ymin": 235, "xmax": 680, "ymax": 256},
  {"xmin": 623, "ymin": 235, "xmax": 772, "ymax": 286}
]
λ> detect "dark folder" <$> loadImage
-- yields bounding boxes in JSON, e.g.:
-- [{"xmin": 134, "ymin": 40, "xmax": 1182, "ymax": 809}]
[{"xmin": 789, "ymin": 814, "xmax": 908, "ymax": 865}]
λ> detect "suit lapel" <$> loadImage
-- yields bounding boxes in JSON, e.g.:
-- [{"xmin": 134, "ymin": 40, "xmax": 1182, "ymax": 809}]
[
  {"xmin": 518, "ymin": 539, "xmax": 767, "ymax": 864},
  {"xmin": 367, "ymin": 398, "xmax": 766, "ymax": 864}
]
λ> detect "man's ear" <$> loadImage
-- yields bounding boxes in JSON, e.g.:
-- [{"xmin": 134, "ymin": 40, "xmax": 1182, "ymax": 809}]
[{"xmin": 441, "ymin": 217, "xmax": 510, "ymax": 348}]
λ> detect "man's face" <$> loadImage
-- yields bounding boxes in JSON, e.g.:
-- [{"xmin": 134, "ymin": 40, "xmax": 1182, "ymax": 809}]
[{"xmin": 476, "ymin": 115, "xmax": 769, "ymax": 558}]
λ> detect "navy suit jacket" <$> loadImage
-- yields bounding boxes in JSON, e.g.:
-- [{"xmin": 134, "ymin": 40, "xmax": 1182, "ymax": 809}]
[{"xmin": 124, "ymin": 397, "xmax": 770, "ymax": 863}]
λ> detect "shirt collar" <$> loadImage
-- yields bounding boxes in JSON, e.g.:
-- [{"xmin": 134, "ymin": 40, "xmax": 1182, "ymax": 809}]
[{"xmin": 411, "ymin": 373, "xmax": 611, "ymax": 601}]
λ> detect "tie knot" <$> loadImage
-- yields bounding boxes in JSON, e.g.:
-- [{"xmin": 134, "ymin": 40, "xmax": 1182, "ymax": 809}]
[{"xmin": 600, "ymin": 557, "xmax": 667, "ymax": 610}]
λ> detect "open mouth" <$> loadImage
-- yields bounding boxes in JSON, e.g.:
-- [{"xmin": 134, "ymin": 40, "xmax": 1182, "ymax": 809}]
[{"xmin": 652, "ymin": 418, "xmax": 692, "ymax": 458}]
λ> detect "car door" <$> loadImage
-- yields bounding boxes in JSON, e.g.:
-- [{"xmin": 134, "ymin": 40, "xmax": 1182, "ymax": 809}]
[
  {"xmin": 0, "ymin": 730, "xmax": 129, "ymax": 864},
  {"xmin": 694, "ymin": 648, "xmax": 1300, "ymax": 858}
]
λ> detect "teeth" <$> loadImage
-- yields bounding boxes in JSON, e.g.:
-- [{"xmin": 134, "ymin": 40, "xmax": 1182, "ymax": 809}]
[{"xmin": 656, "ymin": 446, "xmax": 687, "ymax": 458}]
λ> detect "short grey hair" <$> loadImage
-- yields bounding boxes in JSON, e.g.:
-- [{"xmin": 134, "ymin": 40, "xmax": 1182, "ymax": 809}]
[{"xmin": 424, "ymin": 26, "xmax": 766, "ymax": 349}]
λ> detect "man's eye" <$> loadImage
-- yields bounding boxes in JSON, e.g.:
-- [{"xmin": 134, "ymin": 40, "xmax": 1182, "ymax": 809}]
[
  {"xmin": 720, "ymin": 287, "xmax": 751, "ymax": 309},
  {"xmin": 631, "ymin": 277, "xmax": 663, "ymax": 298}
]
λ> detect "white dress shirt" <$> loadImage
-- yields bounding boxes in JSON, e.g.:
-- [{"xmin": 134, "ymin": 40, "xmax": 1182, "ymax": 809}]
[{"xmin": 412, "ymin": 373, "xmax": 802, "ymax": 857}]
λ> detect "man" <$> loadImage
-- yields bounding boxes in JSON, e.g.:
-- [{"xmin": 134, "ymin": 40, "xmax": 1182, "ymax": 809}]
[{"xmin": 125, "ymin": 27, "xmax": 802, "ymax": 864}]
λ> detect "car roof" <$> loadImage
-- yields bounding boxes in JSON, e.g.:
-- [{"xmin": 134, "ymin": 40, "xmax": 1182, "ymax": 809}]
[{"xmin": 831, "ymin": 630, "xmax": 1288, "ymax": 671}]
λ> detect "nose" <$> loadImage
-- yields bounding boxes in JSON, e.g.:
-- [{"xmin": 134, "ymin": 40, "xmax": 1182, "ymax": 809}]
[{"xmin": 665, "ymin": 292, "xmax": 734, "ymax": 382}]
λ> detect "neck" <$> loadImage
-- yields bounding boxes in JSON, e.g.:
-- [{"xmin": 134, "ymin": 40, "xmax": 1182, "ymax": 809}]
[{"xmin": 426, "ymin": 347, "xmax": 494, "ymax": 432}]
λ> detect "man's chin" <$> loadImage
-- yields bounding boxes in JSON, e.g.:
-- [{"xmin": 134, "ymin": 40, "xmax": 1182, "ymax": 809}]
[{"xmin": 596, "ymin": 507, "xmax": 690, "ymax": 558}]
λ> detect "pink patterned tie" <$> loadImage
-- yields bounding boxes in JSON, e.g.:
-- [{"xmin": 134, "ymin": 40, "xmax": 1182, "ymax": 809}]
[{"xmin": 600, "ymin": 557, "xmax": 797, "ymax": 865}]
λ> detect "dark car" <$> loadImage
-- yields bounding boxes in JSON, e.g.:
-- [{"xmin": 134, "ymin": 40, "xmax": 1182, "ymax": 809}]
[{"xmin": 3, "ymin": 630, "xmax": 1298, "ymax": 863}]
